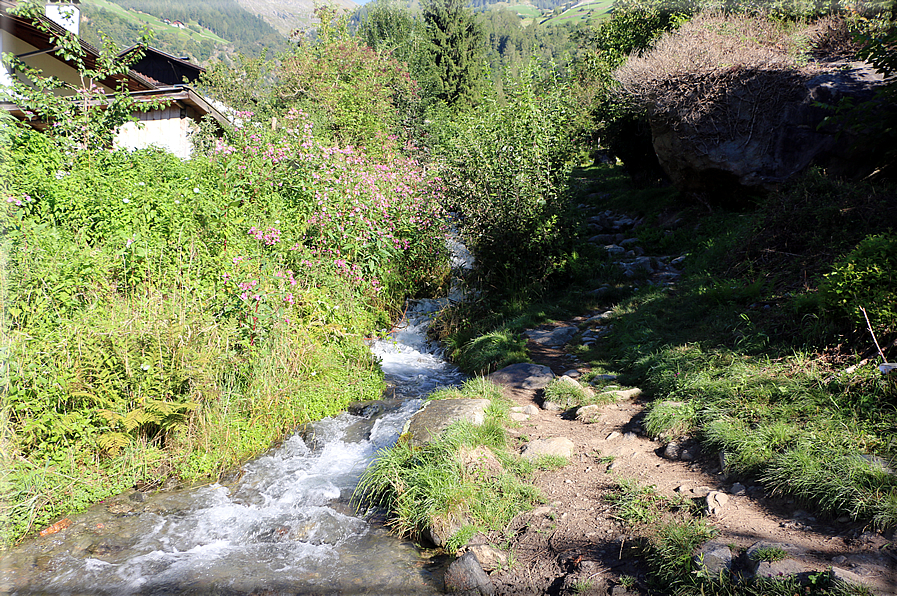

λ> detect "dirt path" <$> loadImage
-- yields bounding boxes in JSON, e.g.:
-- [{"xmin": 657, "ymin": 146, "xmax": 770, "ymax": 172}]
[{"xmin": 478, "ymin": 325, "xmax": 897, "ymax": 596}]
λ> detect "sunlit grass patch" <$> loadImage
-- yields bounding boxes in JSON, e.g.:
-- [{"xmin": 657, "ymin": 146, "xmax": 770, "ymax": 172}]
[{"xmin": 354, "ymin": 389, "xmax": 543, "ymax": 552}]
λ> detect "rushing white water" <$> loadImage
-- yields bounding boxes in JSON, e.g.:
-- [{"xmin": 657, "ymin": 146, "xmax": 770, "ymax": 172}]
[{"xmin": 0, "ymin": 302, "xmax": 466, "ymax": 596}]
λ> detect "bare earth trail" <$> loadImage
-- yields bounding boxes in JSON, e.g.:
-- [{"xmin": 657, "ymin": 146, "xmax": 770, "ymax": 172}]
[{"xmin": 477, "ymin": 323, "xmax": 897, "ymax": 596}]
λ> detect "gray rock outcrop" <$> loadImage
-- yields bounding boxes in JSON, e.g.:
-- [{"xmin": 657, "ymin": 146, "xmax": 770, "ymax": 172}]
[
  {"xmin": 488, "ymin": 363, "xmax": 555, "ymax": 390},
  {"xmin": 521, "ymin": 437, "xmax": 576, "ymax": 460},
  {"xmin": 444, "ymin": 552, "xmax": 495, "ymax": 595},
  {"xmin": 649, "ymin": 63, "xmax": 888, "ymax": 197},
  {"xmin": 403, "ymin": 399, "xmax": 491, "ymax": 447}
]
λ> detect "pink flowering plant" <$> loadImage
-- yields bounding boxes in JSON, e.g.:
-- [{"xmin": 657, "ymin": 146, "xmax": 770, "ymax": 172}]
[{"xmin": 210, "ymin": 106, "xmax": 450, "ymax": 308}]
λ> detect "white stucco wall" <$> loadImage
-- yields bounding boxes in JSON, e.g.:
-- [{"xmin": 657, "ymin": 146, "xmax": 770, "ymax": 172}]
[{"xmin": 114, "ymin": 104, "xmax": 198, "ymax": 159}]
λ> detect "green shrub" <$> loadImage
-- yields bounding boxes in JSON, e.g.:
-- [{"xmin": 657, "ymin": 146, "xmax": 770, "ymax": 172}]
[
  {"xmin": 431, "ymin": 63, "xmax": 579, "ymax": 295},
  {"xmin": 819, "ymin": 233, "xmax": 897, "ymax": 337},
  {"xmin": 0, "ymin": 101, "xmax": 451, "ymax": 545}
]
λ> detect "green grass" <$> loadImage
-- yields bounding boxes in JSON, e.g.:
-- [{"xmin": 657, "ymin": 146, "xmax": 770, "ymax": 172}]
[
  {"xmin": 604, "ymin": 477, "xmax": 871, "ymax": 596},
  {"xmin": 446, "ymin": 163, "xmax": 897, "ymax": 531},
  {"xmin": 541, "ymin": 0, "xmax": 615, "ymax": 26},
  {"xmin": 354, "ymin": 379, "xmax": 543, "ymax": 552},
  {"xmin": 505, "ymin": 4, "xmax": 542, "ymax": 18}
]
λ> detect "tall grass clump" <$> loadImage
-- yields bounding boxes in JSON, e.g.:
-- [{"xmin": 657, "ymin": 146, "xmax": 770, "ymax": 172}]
[
  {"xmin": 354, "ymin": 379, "xmax": 542, "ymax": 550},
  {"xmin": 0, "ymin": 105, "xmax": 450, "ymax": 546}
]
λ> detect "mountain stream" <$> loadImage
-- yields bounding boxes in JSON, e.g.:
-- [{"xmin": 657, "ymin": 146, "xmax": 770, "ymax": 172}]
[{"xmin": 0, "ymin": 300, "xmax": 466, "ymax": 595}]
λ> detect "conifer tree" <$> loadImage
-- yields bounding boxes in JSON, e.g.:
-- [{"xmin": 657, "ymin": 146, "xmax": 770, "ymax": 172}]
[{"xmin": 421, "ymin": 0, "xmax": 485, "ymax": 108}]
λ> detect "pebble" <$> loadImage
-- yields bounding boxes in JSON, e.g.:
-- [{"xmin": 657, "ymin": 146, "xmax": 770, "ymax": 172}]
[
  {"xmin": 729, "ymin": 483, "xmax": 746, "ymax": 496},
  {"xmin": 706, "ymin": 491, "xmax": 729, "ymax": 515},
  {"xmin": 606, "ymin": 432, "xmax": 621, "ymax": 441}
]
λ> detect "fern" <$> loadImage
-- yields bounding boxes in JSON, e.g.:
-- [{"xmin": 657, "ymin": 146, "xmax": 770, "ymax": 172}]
[{"xmin": 97, "ymin": 432, "xmax": 130, "ymax": 455}]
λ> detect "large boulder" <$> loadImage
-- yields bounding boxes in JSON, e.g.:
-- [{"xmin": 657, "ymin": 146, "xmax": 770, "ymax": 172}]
[
  {"xmin": 403, "ymin": 399, "xmax": 491, "ymax": 447},
  {"xmin": 648, "ymin": 63, "xmax": 887, "ymax": 197},
  {"xmin": 444, "ymin": 552, "xmax": 495, "ymax": 595},
  {"xmin": 614, "ymin": 14, "xmax": 892, "ymax": 199},
  {"xmin": 488, "ymin": 363, "xmax": 555, "ymax": 390}
]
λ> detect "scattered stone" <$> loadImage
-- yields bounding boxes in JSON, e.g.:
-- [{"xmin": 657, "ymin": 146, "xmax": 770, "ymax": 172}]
[
  {"xmin": 576, "ymin": 404, "xmax": 602, "ymax": 422},
  {"xmin": 729, "ymin": 483, "xmax": 746, "ymax": 496},
  {"xmin": 831, "ymin": 555, "xmax": 848, "ymax": 565},
  {"xmin": 693, "ymin": 541, "xmax": 733, "ymax": 576},
  {"xmin": 586, "ymin": 312, "xmax": 614, "ymax": 324},
  {"xmin": 743, "ymin": 542, "xmax": 805, "ymax": 578},
  {"xmin": 719, "ymin": 452, "xmax": 729, "ymax": 477},
  {"xmin": 404, "ymin": 399, "xmax": 491, "ymax": 447},
  {"xmin": 706, "ymin": 491, "xmax": 729, "ymax": 515},
  {"xmin": 680, "ymin": 445, "xmax": 701, "ymax": 462},
  {"xmin": 752, "ymin": 558, "xmax": 807, "ymax": 579},
  {"xmin": 525, "ymin": 326, "xmax": 578, "ymax": 347},
  {"xmin": 425, "ymin": 512, "xmax": 468, "ymax": 549},
  {"xmin": 488, "ymin": 363, "xmax": 555, "ymax": 390},
  {"xmin": 542, "ymin": 401, "xmax": 564, "ymax": 412},
  {"xmin": 561, "ymin": 369, "xmax": 581, "ymax": 378},
  {"xmin": 606, "ymin": 432, "xmax": 622, "ymax": 441},
  {"xmin": 663, "ymin": 442, "xmax": 681, "ymax": 460},
  {"xmin": 629, "ymin": 256, "xmax": 654, "ymax": 273},
  {"xmin": 604, "ymin": 244, "xmax": 626, "ymax": 255},
  {"xmin": 129, "ymin": 491, "xmax": 146, "ymax": 503},
  {"xmin": 599, "ymin": 388, "xmax": 643, "ymax": 400},
  {"xmin": 590, "ymin": 374, "xmax": 618, "ymax": 383},
  {"xmin": 444, "ymin": 552, "xmax": 494, "ymax": 595},
  {"xmin": 522, "ymin": 404, "xmax": 540, "ymax": 416},
  {"xmin": 466, "ymin": 544, "xmax": 509, "ymax": 573},
  {"xmin": 692, "ymin": 486, "xmax": 713, "ymax": 497},
  {"xmin": 558, "ymin": 375, "xmax": 592, "ymax": 394},
  {"xmin": 587, "ymin": 286, "xmax": 610, "ymax": 297},
  {"xmin": 623, "ymin": 432, "xmax": 637, "ymax": 441},
  {"xmin": 346, "ymin": 400, "xmax": 385, "ymax": 418},
  {"xmin": 521, "ymin": 437, "xmax": 576, "ymax": 460},
  {"xmin": 509, "ymin": 412, "xmax": 529, "ymax": 422},
  {"xmin": 830, "ymin": 566, "xmax": 874, "ymax": 592},
  {"xmin": 836, "ymin": 515, "xmax": 851, "ymax": 523}
]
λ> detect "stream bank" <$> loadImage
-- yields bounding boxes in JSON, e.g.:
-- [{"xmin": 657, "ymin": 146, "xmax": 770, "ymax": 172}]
[{"xmin": 0, "ymin": 301, "xmax": 465, "ymax": 595}]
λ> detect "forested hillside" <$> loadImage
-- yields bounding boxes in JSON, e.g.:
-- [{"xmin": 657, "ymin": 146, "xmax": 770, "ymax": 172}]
[{"xmin": 80, "ymin": 0, "xmax": 289, "ymax": 63}]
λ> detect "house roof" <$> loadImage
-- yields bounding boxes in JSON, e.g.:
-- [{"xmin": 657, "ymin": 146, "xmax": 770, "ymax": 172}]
[
  {"xmin": 0, "ymin": 85, "xmax": 229, "ymax": 131},
  {"xmin": 128, "ymin": 86, "xmax": 229, "ymax": 128},
  {"xmin": 0, "ymin": 1, "xmax": 158, "ymax": 92},
  {"xmin": 118, "ymin": 45, "xmax": 206, "ymax": 87}
]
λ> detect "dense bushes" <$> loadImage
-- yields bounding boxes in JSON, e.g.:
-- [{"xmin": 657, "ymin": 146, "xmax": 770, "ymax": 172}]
[
  {"xmin": 0, "ymin": 104, "xmax": 449, "ymax": 545},
  {"xmin": 430, "ymin": 66, "xmax": 579, "ymax": 294}
]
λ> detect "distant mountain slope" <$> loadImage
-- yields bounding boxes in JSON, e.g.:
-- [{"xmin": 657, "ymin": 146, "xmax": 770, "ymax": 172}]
[
  {"xmin": 80, "ymin": 0, "xmax": 290, "ymax": 63},
  {"xmin": 236, "ymin": 0, "xmax": 359, "ymax": 36}
]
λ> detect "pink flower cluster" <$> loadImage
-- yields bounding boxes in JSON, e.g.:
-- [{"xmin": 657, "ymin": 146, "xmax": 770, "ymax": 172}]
[
  {"xmin": 249, "ymin": 226, "xmax": 281, "ymax": 246},
  {"xmin": 210, "ymin": 107, "xmax": 448, "ymax": 297}
]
